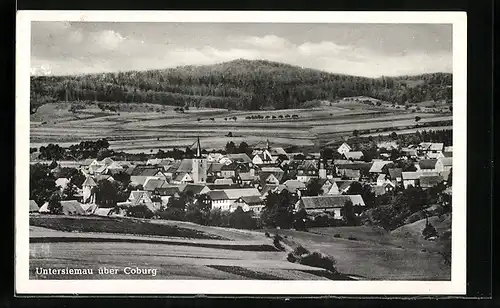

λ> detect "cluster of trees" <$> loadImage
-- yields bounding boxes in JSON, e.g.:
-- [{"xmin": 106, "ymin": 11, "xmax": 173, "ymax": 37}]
[
  {"xmin": 30, "ymin": 59, "xmax": 452, "ymax": 112},
  {"xmin": 245, "ymin": 114, "xmax": 299, "ymax": 120},
  {"xmin": 38, "ymin": 139, "xmax": 111, "ymax": 161},
  {"xmin": 97, "ymin": 103, "xmax": 118, "ymax": 112}
]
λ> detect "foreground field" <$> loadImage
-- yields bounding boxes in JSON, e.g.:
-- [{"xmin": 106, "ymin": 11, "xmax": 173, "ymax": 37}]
[{"xmin": 30, "ymin": 102, "xmax": 452, "ymax": 151}]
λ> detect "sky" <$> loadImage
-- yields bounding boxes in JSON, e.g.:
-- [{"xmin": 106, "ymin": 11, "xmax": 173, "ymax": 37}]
[{"xmin": 31, "ymin": 22, "xmax": 452, "ymax": 78}]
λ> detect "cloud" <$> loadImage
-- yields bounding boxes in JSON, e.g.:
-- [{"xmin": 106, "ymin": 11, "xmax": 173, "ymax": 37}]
[
  {"xmin": 30, "ymin": 27, "xmax": 452, "ymax": 78},
  {"xmin": 238, "ymin": 35, "xmax": 291, "ymax": 49},
  {"xmin": 89, "ymin": 30, "xmax": 125, "ymax": 50}
]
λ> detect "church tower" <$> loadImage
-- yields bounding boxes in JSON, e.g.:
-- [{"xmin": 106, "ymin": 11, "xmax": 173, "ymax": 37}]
[
  {"xmin": 318, "ymin": 151, "xmax": 327, "ymax": 179},
  {"xmin": 191, "ymin": 136, "xmax": 207, "ymax": 183}
]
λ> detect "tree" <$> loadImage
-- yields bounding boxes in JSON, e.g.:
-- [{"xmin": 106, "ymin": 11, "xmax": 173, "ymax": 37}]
[
  {"xmin": 260, "ymin": 191, "xmax": 295, "ymax": 228},
  {"xmin": 112, "ymin": 171, "xmax": 131, "ymax": 190},
  {"xmin": 345, "ymin": 182, "xmax": 376, "ymax": 208},
  {"xmin": 49, "ymin": 160, "xmax": 58, "ymax": 170},
  {"xmin": 415, "ymin": 116, "xmax": 422, "ymax": 124},
  {"xmin": 390, "ymin": 132, "xmax": 398, "ymax": 140},
  {"xmin": 305, "ymin": 178, "xmax": 323, "ymax": 196},
  {"xmin": 225, "ymin": 141, "xmax": 236, "ymax": 154},
  {"xmin": 229, "ymin": 206, "xmax": 256, "ymax": 229},
  {"xmin": 47, "ymin": 192, "xmax": 62, "ymax": 214},
  {"xmin": 127, "ymin": 204, "xmax": 154, "ymax": 219},
  {"xmin": 341, "ymin": 200, "xmax": 356, "ymax": 225},
  {"xmin": 95, "ymin": 180, "xmax": 121, "ymax": 207},
  {"xmin": 293, "ymin": 208, "xmax": 308, "ymax": 231},
  {"xmin": 62, "ymin": 182, "xmax": 78, "ymax": 200},
  {"xmin": 353, "ymin": 130, "xmax": 360, "ymax": 137},
  {"xmin": 30, "ymin": 163, "xmax": 58, "ymax": 207}
]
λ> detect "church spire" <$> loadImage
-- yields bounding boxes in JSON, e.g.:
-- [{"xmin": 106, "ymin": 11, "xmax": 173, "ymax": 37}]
[{"xmin": 196, "ymin": 136, "xmax": 202, "ymax": 158}]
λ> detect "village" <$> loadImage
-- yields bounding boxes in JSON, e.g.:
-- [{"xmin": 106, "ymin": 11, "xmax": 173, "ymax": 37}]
[{"xmin": 29, "ymin": 134, "xmax": 453, "ymax": 231}]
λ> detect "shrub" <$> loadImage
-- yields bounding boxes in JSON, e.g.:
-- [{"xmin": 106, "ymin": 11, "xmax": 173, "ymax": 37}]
[
  {"xmin": 299, "ymin": 252, "xmax": 337, "ymax": 273},
  {"xmin": 287, "ymin": 252, "xmax": 297, "ymax": 263},
  {"xmin": 333, "ymin": 233, "xmax": 341, "ymax": 238},
  {"xmin": 422, "ymin": 221, "xmax": 438, "ymax": 239},
  {"xmin": 348, "ymin": 236, "xmax": 358, "ymax": 241},
  {"xmin": 264, "ymin": 232, "xmax": 270, "ymax": 237},
  {"xmin": 293, "ymin": 245, "xmax": 309, "ymax": 256}
]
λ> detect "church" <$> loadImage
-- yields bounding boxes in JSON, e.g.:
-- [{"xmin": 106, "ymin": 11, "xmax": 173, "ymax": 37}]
[{"xmin": 172, "ymin": 137, "xmax": 208, "ymax": 184}]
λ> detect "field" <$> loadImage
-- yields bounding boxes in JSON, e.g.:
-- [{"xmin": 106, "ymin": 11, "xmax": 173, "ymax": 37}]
[
  {"xmin": 30, "ymin": 101, "xmax": 452, "ymax": 152},
  {"xmin": 30, "ymin": 215, "xmax": 450, "ymax": 280},
  {"xmin": 29, "ymin": 217, "xmax": 348, "ymax": 280},
  {"xmin": 261, "ymin": 224, "xmax": 451, "ymax": 280}
]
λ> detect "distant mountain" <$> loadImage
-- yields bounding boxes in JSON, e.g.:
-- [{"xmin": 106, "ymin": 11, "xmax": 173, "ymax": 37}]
[{"xmin": 30, "ymin": 59, "xmax": 452, "ymax": 111}]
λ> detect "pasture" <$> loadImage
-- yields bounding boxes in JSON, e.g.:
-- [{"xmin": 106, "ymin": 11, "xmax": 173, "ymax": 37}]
[{"xmin": 30, "ymin": 101, "xmax": 453, "ymax": 153}]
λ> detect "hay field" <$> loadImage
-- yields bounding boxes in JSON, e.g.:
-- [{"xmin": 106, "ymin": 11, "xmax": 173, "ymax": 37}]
[{"xmin": 30, "ymin": 102, "xmax": 452, "ymax": 152}]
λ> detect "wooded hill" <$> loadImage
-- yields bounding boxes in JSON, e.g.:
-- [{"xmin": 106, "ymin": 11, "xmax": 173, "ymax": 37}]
[{"xmin": 30, "ymin": 59, "xmax": 452, "ymax": 111}]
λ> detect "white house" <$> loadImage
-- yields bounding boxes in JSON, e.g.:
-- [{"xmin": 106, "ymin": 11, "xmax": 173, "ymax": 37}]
[{"xmin": 337, "ymin": 143, "xmax": 352, "ymax": 156}]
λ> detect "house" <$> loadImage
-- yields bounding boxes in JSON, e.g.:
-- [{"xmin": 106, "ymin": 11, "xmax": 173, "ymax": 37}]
[
  {"xmin": 223, "ymin": 188, "xmax": 261, "ymax": 200},
  {"xmin": 29, "ymin": 200, "xmax": 39, "ymax": 213},
  {"xmin": 418, "ymin": 159, "xmax": 438, "ymax": 173},
  {"xmin": 324, "ymin": 180, "xmax": 340, "ymax": 195},
  {"xmin": 369, "ymin": 161, "xmax": 393, "ymax": 174},
  {"xmin": 259, "ymin": 172, "xmax": 282, "ymax": 186},
  {"xmin": 338, "ymin": 169, "xmax": 361, "ymax": 181},
  {"xmin": 402, "ymin": 171, "xmax": 422, "ymax": 188},
  {"xmin": 81, "ymin": 176, "xmax": 97, "ymax": 204},
  {"xmin": 372, "ymin": 182, "xmax": 396, "ymax": 196},
  {"xmin": 435, "ymin": 157, "xmax": 453, "ymax": 174},
  {"xmin": 117, "ymin": 190, "xmax": 159, "ymax": 213},
  {"xmin": 130, "ymin": 166, "xmax": 167, "ymax": 186},
  {"xmin": 170, "ymin": 137, "xmax": 208, "ymax": 184},
  {"xmin": 171, "ymin": 172, "xmax": 193, "ymax": 184},
  {"xmin": 296, "ymin": 160, "xmax": 318, "ymax": 183},
  {"xmin": 295, "ymin": 195, "xmax": 365, "ymax": 219},
  {"xmin": 207, "ymin": 152, "xmax": 224, "ymax": 163},
  {"xmin": 208, "ymin": 190, "xmax": 232, "ymax": 211},
  {"xmin": 419, "ymin": 175, "xmax": 444, "ymax": 189},
  {"xmin": 93, "ymin": 207, "xmax": 115, "ymax": 217},
  {"xmin": 252, "ymin": 152, "xmax": 274, "ymax": 165},
  {"xmin": 259, "ymin": 184, "xmax": 279, "ymax": 197},
  {"xmin": 418, "ymin": 142, "xmax": 444, "ymax": 154},
  {"xmin": 231, "ymin": 195, "xmax": 264, "ymax": 213},
  {"xmin": 388, "ymin": 168, "xmax": 403, "ymax": 183},
  {"xmin": 238, "ymin": 172, "xmax": 257, "ymax": 186},
  {"xmin": 283, "ymin": 180, "xmax": 307, "ymax": 194},
  {"xmin": 377, "ymin": 141, "xmax": 399, "ymax": 151},
  {"xmin": 224, "ymin": 153, "xmax": 253, "ymax": 165},
  {"xmin": 153, "ymin": 186, "xmax": 181, "ymax": 206},
  {"xmin": 335, "ymin": 180, "xmax": 355, "ymax": 194},
  {"xmin": 376, "ymin": 174, "xmax": 390, "ymax": 186},
  {"xmin": 337, "ymin": 143, "xmax": 352, "ymax": 156},
  {"xmin": 444, "ymin": 146, "xmax": 453, "ymax": 153},
  {"xmin": 426, "ymin": 152, "xmax": 445, "ymax": 159},
  {"xmin": 180, "ymin": 183, "xmax": 211, "ymax": 196},
  {"xmin": 344, "ymin": 151, "xmax": 364, "ymax": 160},
  {"xmin": 214, "ymin": 178, "xmax": 235, "ymax": 186},
  {"xmin": 143, "ymin": 178, "xmax": 169, "ymax": 192},
  {"xmin": 401, "ymin": 147, "xmax": 418, "ymax": 158},
  {"xmin": 39, "ymin": 200, "xmax": 85, "ymax": 215},
  {"xmin": 207, "ymin": 163, "xmax": 224, "ymax": 178},
  {"xmin": 220, "ymin": 163, "xmax": 238, "ymax": 178}
]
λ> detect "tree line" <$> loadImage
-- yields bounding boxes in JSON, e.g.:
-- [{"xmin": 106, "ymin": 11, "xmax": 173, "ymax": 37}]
[{"xmin": 31, "ymin": 59, "xmax": 452, "ymax": 111}]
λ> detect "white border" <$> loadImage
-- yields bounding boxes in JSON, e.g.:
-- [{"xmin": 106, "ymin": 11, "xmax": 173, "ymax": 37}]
[{"xmin": 16, "ymin": 10, "xmax": 467, "ymax": 295}]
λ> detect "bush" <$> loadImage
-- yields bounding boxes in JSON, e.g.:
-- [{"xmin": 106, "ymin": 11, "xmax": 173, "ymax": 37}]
[
  {"xmin": 422, "ymin": 221, "xmax": 438, "ymax": 239},
  {"xmin": 299, "ymin": 252, "xmax": 337, "ymax": 273},
  {"xmin": 348, "ymin": 236, "xmax": 358, "ymax": 241},
  {"xmin": 333, "ymin": 233, "xmax": 341, "ymax": 238},
  {"xmin": 264, "ymin": 232, "xmax": 270, "ymax": 237},
  {"xmin": 287, "ymin": 252, "xmax": 297, "ymax": 263},
  {"xmin": 293, "ymin": 245, "xmax": 309, "ymax": 256}
]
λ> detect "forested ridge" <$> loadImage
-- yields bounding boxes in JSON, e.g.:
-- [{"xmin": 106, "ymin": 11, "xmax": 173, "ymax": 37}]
[{"xmin": 31, "ymin": 59, "xmax": 452, "ymax": 111}]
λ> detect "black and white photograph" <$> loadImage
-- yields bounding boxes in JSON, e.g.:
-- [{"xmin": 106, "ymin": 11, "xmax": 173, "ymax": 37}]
[{"xmin": 16, "ymin": 11, "xmax": 467, "ymax": 295}]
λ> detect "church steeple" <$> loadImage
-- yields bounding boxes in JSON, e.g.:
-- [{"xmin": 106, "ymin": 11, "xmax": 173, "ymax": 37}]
[{"xmin": 195, "ymin": 136, "xmax": 202, "ymax": 158}]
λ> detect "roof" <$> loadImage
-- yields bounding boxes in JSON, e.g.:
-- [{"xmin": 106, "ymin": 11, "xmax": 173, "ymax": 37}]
[
  {"xmin": 338, "ymin": 143, "xmax": 352, "ymax": 150},
  {"xmin": 93, "ymin": 207, "xmax": 114, "ymax": 217},
  {"xmin": 208, "ymin": 190, "xmax": 229, "ymax": 200},
  {"xmin": 130, "ymin": 175, "xmax": 151, "ymax": 186},
  {"xmin": 225, "ymin": 153, "xmax": 252, "ymax": 164},
  {"xmin": 419, "ymin": 159, "xmax": 438, "ymax": 169},
  {"xmin": 223, "ymin": 188, "xmax": 261, "ymax": 199},
  {"xmin": 130, "ymin": 190, "xmax": 152, "ymax": 201},
  {"xmin": 298, "ymin": 194, "xmax": 365, "ymax": 210},
  {"xmin": 336, "ymin": 162, "xmax": 373, "ymax": 172},
  {"xmin": 259, "ymin": 172, "xmax": 282, "ymax": 184},
  {"xmin": 207, "ymin": 163, "xmax": 224, "ymax": 173},
  {"xmin": 107, "ymin": 161, "xmax": 123, "ymax": 170},
  {"xmin": 237, "ymin": 195, "xmax": 263, "ymax": 205},
  {"xmin": 388, "ymin": 168, "xmax": 403, "ymax": 179},
  {"xmin": 55, "ymin": 178, "xmax": 70, "ymax": 189},
  {"xmin": 377, "ymin": 141, "xmax": 399, "ymax": 150},
  {"xmin": 173, "ymin": 172, "xmax": 190, "ymax": 182},
  {"xmin": 268, "ymin": 147, "xmax": 288, "ymax": 157},
  {"xmin": 377, "ymin": 174, "xmax": 387, "ymax": 181},
  {"xmin": 260, "ymin": 184, "xmax": 279, "ymax": 195},
  {"xmin": 430, "ymin": 143, "xmax": 444, "ymax": 151},
  {"xmin": 438, "ymin": 157, "xmax": 453, "ymax": 167},
  {"xmin": 95, "ymin": 174, "xmax": 114, "ymax": 182},
  {"xmin": 284, "ymin": 180, "xmax": 306, "ymax": 192},
  {"xmin": 60, "ymin": 200, "xmax": 85, "ymax": 215},
  {"xmin": 345, "ymin": 151, "xmax": 364, "ymax": 160},
  {"xmin": 260, "ymin": 166, "xmax": 284, "ymax": 173},
  {"xmin": 221, "ymin": 163, "xmax": 238, "ymax": 171},
  {"xmin": 181, "ymin": 184, "xmax": 209, "ymax": 195},
  {"xmin": 29, "ymin": 200, "xmax": 39, "ymax": 212},
  {"xmin": 336, "ymin": 180, "xmax": 354, "ymax": 192},
  {"xmin": 214, "ymin": 178, "xmax": 234, "ymax": 185},
  {"xmin": 176, "ymin": 159, "xmax": 194, "ymax": 173},
  {"xmin": 372, "ymin": 186, "xmax": 386, "ymax": 196},
  {"xmin": 239, "ymin": 173, "xmax": 257, "ymax": 181},
  {"xmin": 82, "ymin": 176, "xmax": 97, "ymax": 187},
  {"xmin": 130, "ymin": 165, "xmax": 162, "ymax": 176},
  {"xmin": 402, "ymin": 171, "xmax": 422, "ymax": 180},
  {"xmin": 369, "ymin": 161, "xmax": 393, "ymax": 173},
  {"xmin": 443, "ymin": 151, "xmax": 453, "ymax": 158},
  {"xmin": 165, "ymin": 161, "xmax": 182, "ymax": 173},
  {"xmin": 154, "ymin": 186, "xmax": 181, "ymax": 196},
  {"xmin": 143, "ymin": 178, "xmax": 168, "ymax": 191},
  {"xmin": 101, "ymin": 157, "xmax": 114, "ymax": 166},
  {"xmin": 420, "ymin": 175, "xmax": 444, "ymax": 188},
  {"xmin": 444, "ymin": 146, "xmax": 453, "ymax": 152},
  {"xmin": 339, "ymin": 169, "xmax": 361, "ymax": 179}
]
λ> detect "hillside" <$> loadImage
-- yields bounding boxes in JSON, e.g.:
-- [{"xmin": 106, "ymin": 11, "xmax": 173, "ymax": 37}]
[{"xmin": 30, "ymin": 59, "xmax": 452, "ymax": 112}]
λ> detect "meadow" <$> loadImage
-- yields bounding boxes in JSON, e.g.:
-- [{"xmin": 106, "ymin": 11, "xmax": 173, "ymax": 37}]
[{"xmin": 30, "ymin": 101, "xmax": 452, "ymax": 152}]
